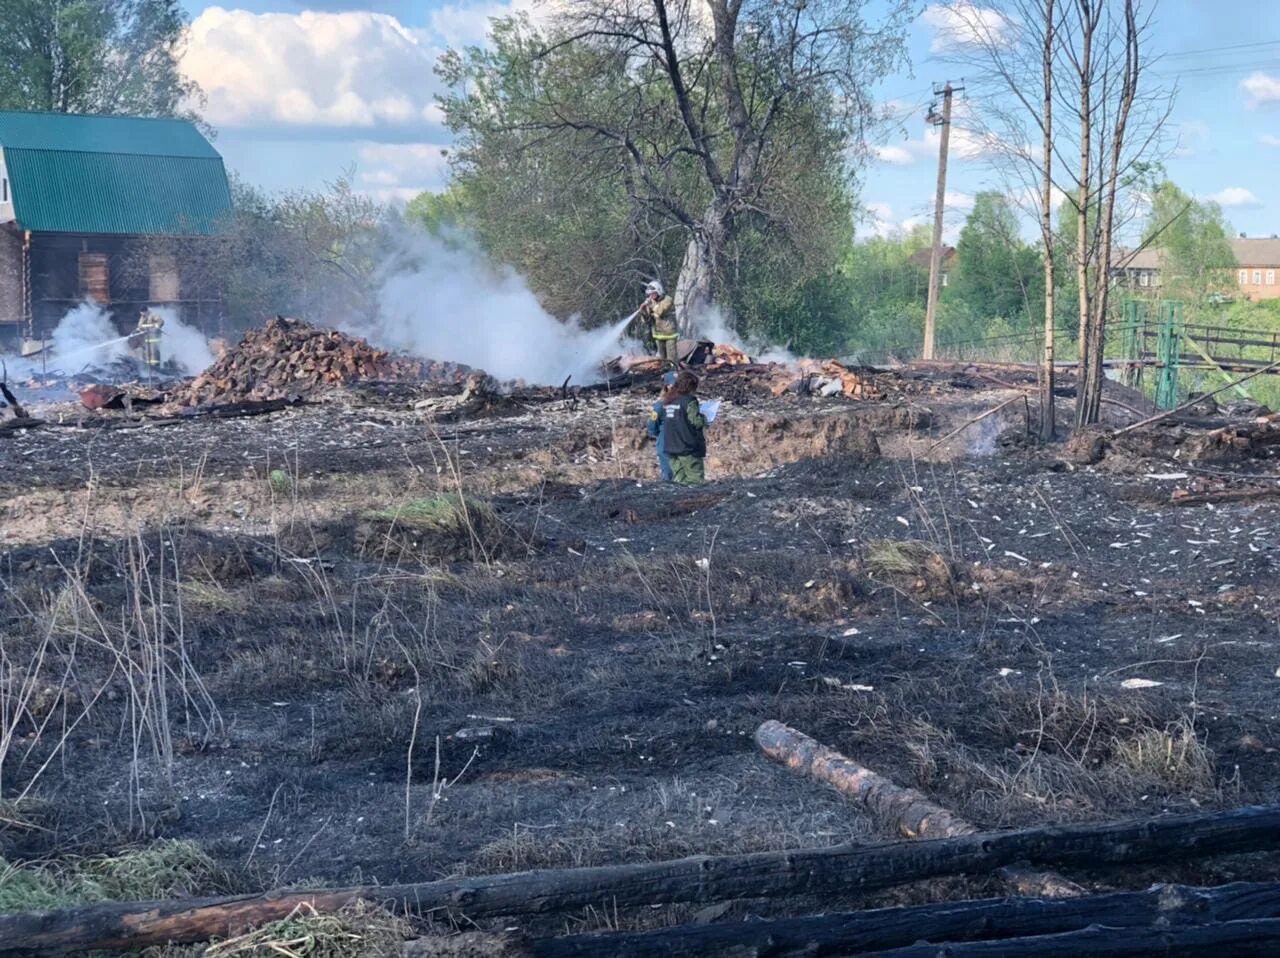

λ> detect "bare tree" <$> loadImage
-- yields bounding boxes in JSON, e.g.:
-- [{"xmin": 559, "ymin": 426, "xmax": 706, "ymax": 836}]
[{"xmin": 933, "ymin": 0, "xmax": 1170, "ymax": 430}]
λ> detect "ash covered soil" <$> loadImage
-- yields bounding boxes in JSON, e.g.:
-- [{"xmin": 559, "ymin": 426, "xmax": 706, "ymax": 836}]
[{"xmin": 3, "ymin": 365, "xmax": 1280, "ymax": 924}]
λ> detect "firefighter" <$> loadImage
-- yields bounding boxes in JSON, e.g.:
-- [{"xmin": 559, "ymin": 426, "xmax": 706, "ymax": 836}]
[
  {"xmin": 661, "ymin": 370, "xmax": 708, "ymax": 485},
  {"xmin": 639, "ymin": 279, "xmax": 679, "ymax": 363},
  {"xmin": 132, "ymin": 311, "xmax": 165, "ymax": 378}
]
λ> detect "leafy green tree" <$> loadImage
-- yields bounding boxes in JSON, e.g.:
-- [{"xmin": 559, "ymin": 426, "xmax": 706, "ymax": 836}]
[
  {"xmin": 0, "ymin": 0, "xmax": 198, "ymax": 117},
  {"xmin": 951, "ymin": 192, "xmax": 1044, "ymax": 327},
  {"xmin": 438, "ymin": 1, "xmax": 910, "ymax": 336},
  {"xmin": 1140, "ymin": 181, "xmax": 1235, "ymax": 309}
]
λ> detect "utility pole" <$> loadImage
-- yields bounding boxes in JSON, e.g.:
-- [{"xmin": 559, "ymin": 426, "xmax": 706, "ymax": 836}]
[{"xmin": 923, "ymin": 82, "xmax": 961, "ymax": 360}]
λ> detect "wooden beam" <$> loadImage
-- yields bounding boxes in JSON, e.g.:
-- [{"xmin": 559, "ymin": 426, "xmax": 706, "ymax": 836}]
[
  {"xmin": 854, "ymin": 917, "xmax": 1280, "ymax": 956},
  {"xmin": 536, "ymin": 882, "xmax": 1280, "ymax": 957},
  {"xmin": 755, "ymin": 720, "xmax": 1081, "ymax": 898},
  {"xmin": 5, "ymin": 807, "xmax": 1280, "ymax": 955}
]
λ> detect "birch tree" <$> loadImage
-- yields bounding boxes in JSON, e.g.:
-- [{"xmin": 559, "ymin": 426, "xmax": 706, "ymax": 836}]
[{"xmin": 934, "ymin": 0, "xmax": 1169, "ymax": 431}]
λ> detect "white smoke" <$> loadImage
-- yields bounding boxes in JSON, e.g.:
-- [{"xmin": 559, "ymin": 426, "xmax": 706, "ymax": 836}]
[
  {"xmin": 694, "ymin": 305, "xmax": 795, "ymax": 364},
  {"xmin": 372, "ymin": 230, "xmax": 638, "ymax": 385},
  {"xmin": 0, "ymin": 302, "xmax": 215, "ymax": 381},
  {"xmin": 48, "ymin": 303, "xmax": 133, "ymax": 372},
  {"xmin": 150, "ymin": 307, "xmax": 215, "ymax": 374}
]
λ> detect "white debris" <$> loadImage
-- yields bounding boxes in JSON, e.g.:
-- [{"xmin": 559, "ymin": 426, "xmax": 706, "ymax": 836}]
[{"xmin": 1121, "ymin": 678, "xmax": 1164, "ymax": 689}]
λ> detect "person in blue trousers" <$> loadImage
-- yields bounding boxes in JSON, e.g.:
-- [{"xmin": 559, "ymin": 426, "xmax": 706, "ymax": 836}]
[{"xmin": 646, "ymin": 371, "xmax": 677, "ymax": 482}]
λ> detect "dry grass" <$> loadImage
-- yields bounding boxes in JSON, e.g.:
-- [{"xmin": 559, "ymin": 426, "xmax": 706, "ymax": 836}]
[
  {"xmin": 180, "ymin": 579, "xmax": 251, "ymax": 614},
  {"xmin": 204, "ymin": 900, "xmax": 412, "ymax": 958},
  {"xmin": 1112, "ymin": 718, "xmax": 1215, "ymax": 790},
  {"xmin": 864, "ymin": 539, "xmax": 955, "ymax": 596}
]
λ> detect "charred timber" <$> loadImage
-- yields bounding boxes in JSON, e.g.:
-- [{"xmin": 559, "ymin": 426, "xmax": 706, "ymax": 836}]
[
  {"xmin": 851, "ymin": 917, "xmax": 1280, "ymax": 957},
  {"xmin": 537, "ymin": 881, "xmax": 1280, "ymax": 957},
  {"xmin": 5, "ymin": 806, "xmax": 1280, "ymax": 955}
]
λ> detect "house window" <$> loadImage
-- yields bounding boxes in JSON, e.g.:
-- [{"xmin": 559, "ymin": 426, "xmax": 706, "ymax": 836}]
[
  {"xmin": 941, "ymin": 272, "xmax": 949, "ymax": 287},
  {"xmin": 1139, "ymin": 271, "xmax": 1150, "ymax": 287},
  {"xmin": 78, "ymin": 252, "xmax": 110, "ymax": 304},
  {"xmin": 1269, "ymin": 270, "xmax": 1276, "ymax": 286},
  {"xmin": 148, "ymin": 252, "xmax": 180, "ymax": 302},
  {"xmin": 1254, "ymin": 270, "xmax": 1263, "ymax": 285},
  {"xmin": 1240, "ymin": 269, "xmax": 1249, "ymax": 285}
]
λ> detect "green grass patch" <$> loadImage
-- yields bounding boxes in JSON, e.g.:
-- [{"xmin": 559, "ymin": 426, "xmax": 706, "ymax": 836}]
[{"xmin": 0, "ymin": 840, "xmax": 225, "ymax": 912}]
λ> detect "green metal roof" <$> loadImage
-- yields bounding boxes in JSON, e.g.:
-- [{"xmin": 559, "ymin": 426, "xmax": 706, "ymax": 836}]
[{"xmin": 0, "ymin": 111, "xmax": 232, "ymax": 235}]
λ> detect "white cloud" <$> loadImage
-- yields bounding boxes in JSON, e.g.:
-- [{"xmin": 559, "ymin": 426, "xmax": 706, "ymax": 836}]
[
  {"xmin": 874, "ymin": 144, "xmax": 915, "ymax": 165},
  {"xmin": 356, "ymin": 142, "xmax": 451, "ymax": 199},
  {"xmin": 183, "ymin": 7, "xmax": 446, "ymax": 129},
  {"xmin": 429, "ymin": 0, "xmax": 555, "ymax": 48},
  {"xmin": 921, "ymin": 3, "xmax": 1012, "ymax": 53},
  {"xmin": 1241, "ymin": 71, "xmax": 1280, "ymax": 107},
  {"xmin": 1207, "ymin": 187, "xmax": 1261, "ymax": 208},
  {"xmin": 945, "ymin": 190, "xmax": 975, "ymax": 210},
  {"xmin": 1262, "ymin": 134, "xmax": 1280, "ymax": 148}
]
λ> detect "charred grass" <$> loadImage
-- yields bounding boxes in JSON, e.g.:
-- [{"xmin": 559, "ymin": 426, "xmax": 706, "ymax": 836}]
[{"xmin": 1, "ymin": 411, "xmax": 1278, "ymax": 947}]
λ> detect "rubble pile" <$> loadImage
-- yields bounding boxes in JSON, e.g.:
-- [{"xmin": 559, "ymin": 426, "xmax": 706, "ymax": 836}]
[
  {"xmin": 775, "ymin": 359, "xmax": 884, "ymax": 400},
  {"xmin": 620, "ymin": 344, "xmax": 883, "ymax": 401},
  {"xmin": 177, "ymin": 317, "xmax": 462, "ymax": 406}
]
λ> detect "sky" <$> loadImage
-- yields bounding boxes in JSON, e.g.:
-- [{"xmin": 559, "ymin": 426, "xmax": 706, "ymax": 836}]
[{"xmin": 178, "ymin": 0, "xmax": 1280, "ymax": 242}]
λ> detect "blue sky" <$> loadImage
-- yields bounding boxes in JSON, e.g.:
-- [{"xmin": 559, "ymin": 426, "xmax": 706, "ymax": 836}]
[{"xmin": 179, "ymin": 1, "xmax": 1280, "ymax": 240}]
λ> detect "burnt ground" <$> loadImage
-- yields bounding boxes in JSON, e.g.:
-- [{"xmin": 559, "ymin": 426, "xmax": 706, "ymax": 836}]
[{"xmin": 2, "ymin": 367, "xmax": 1280, "ymax": 935}]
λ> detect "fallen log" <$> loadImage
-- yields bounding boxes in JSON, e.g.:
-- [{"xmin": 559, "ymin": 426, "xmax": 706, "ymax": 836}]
[
  {"xmin": 0, "ymin": 417, "xmax": 43, "ymax": 436},
  {"xmin": 755, "ymin": 720, "xmax": 1080, "ymax": 897},
  {"xmin": 5, "ymin": 806, "xmax": 1280, "ymax": 956},
  {"xmin": 181, "ymin": 397, "xmax": 303, "ymax": 419},
  {"xmin": 854, "ymin": 917, "xmax": 1280, "ymax": 956},
  {"xmin": 536, "ymin": 881, "xmax": 1280, "ymax": 957},
  {"xmin": 1171, "ymin": 486, "xmax": 1280, "ymax": 507}
]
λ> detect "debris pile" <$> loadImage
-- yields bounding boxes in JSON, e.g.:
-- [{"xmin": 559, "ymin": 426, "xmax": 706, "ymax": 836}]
[
  {"xmin": 618, "ymin": 345, "xmax": 884, "ymax": 401},
  {"xmin": 176, "ymin": 317, "xmax": 458, "ymax": 406},
  {"xmin": 711, "ymin": 343, "xmax": 753, "ymax": 365},
  {"xmin": 776, "ymin": 359, "xmax": 884, "ymax": 400}
]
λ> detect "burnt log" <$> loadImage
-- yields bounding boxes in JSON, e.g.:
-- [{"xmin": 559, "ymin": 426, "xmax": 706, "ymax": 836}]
[
  {"xmin": 855, "ymin": 918, "xmax": 1280, "ymax": 956},
  {"xmin": 5, "ymin": 807, "xmax": 1280, "ymax": 956},
  {"xmin": 536, "ymin": 882, "xmax": 1280, "ymax": 957}
]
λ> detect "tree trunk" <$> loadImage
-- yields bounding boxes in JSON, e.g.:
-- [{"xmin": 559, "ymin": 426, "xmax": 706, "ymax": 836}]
[
  {"xmin": 1075, "ymin": 2, "xmax": 1096, "ymax": 407},
  {"xmin": 1078, "ymin": 0, "xmax": 1140, "ymax": 428},
  {"xmin": 1040, "ymin": 0, "xmax": 1057, "ymax": 442},
  {"xmin": 8, "ymin": 806, "xmax": 1280, "ymax": 955},
  {"xmin": 537, "ymin": 882, "xmax": 1280, "ymax": 958},
  {"xmin": 674, "ymin": 204, "xmax": 730, "ymax": 337}
]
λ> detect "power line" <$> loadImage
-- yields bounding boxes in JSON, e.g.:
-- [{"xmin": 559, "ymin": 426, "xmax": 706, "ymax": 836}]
[{"xmin": 1160, "ymin": 39, "xmax": 1280, "ymax": 60}]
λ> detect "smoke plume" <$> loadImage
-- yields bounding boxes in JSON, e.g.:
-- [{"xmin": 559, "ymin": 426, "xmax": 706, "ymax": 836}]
[
  {"xmin": 372, "ymin": 231, "xmax": 639, "ymax": 385},
  {"xmin": 0, "ymin": 303, "xmax": 215, "ymax": 380},
  {"xmin": 150, "ymin": 307, "xmax": 216, "ymax": 374},
  {"xmin": 49, "ymin": 303, "xmax": 133, "ymax": 372}
]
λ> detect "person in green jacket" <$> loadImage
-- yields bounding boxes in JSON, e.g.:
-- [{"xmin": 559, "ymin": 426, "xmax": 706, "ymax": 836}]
[
  {"xmin": 639, "ymin": 279, "xmax": 679, "ymax": 363},
  {"xmin": 661, "ymin": 370, "xmax": 708, "ymax": 484}
]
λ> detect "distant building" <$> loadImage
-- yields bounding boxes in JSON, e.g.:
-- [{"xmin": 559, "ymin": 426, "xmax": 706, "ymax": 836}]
[
  {"xmin": 1232, "ymin": 237, "xmax": 1280, "ymax": 301},
  {"xmin": 0, "ymin": 111, "xmax": 232, "ymax": 347},
  {"xmin": 1113, "ymin": 237, "xmax": 1280, "ymax": 301},
  {"xmin": 1112, "ymin": 247, "xmax": 1163, "ymax": 291}
]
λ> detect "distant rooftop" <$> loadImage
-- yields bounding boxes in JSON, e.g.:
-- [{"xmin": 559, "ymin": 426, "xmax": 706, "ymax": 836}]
[{"xmin": 0, "ymin": 111, "xmax": 231, "ymax": 236}]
